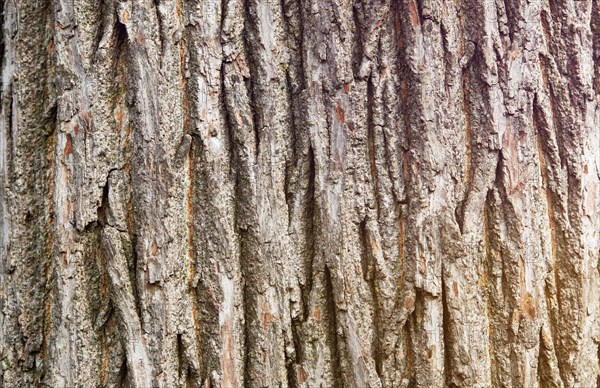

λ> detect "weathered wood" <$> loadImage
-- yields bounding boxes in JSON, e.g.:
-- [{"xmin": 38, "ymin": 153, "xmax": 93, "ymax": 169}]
[{"xmin": 0, "ymin": 0, "xmax": 598, "ymax": 386}]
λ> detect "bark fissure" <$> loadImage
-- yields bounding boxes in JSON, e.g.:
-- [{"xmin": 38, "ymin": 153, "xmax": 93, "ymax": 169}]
[{"xmin": 323, "ymin": 264, "xmax": 344, "ymax": 387}]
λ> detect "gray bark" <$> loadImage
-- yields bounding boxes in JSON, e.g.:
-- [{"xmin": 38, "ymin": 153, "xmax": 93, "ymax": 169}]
[{"xmin": 0, "ymin": 0, "xmax": 599, "ymax": 387}]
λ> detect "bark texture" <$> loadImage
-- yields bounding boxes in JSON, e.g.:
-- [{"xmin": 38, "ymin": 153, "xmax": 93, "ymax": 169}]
[{"xmin": 1, "ymin": 0, "xmax": 599, "ymax": 387}]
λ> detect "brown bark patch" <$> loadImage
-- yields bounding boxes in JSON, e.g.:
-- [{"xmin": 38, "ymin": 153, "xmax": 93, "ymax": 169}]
[
  {"xmin": 420, "ymin": 256, "xmax": 426, "ymax": 273},
  {"xmin": 478, "ymin": 270, "xmax": 487, "ymax": 287},
  {"xmin": 335, "ymin": 104, "xmax": 345, "ymax": 124},
  {"xmin": 261, "ymin": 303, "xmax": 274, "ymax": 331},
  {"xmin": 221, "ymin": 320, "xmax": 236, "ymax": 387},
  {"xmin": 135, "ymin": 32, "xmax": 145, "ymax": 45},
  {"xmin": 409, "ymin": 1, "xmax": 420, "ymax": 27},
  {"xmin": 296, "ymin": 365, "xmax": 308, "ymax": 384},
  {"xmin": 521, "ymin": 292, "xmax": 537, "ymax": 320},
  {"xmin": 510, "ymin": 47, "xmax": 522, "ymax": 61},
  {"xmin": 369, "ymin": 235, "xmax": 379, "ymax": 255},
  {"xmin": 64, "ymin": 134, "xmax": 73, "ymax": 156},
  {"xmin": 401, "ymin": 79, "xmax": 408, "ymax": 99},
  {"xmin": 116, "ymin": 106, "xmax": 125, "ymax": 132},
  {"xmin": 313, "ymin": 308, "xmax": 321, "ymax": 321},
  {"xmin": 150, "ymin": 239, "xmax": 158, "ymax": 256}
]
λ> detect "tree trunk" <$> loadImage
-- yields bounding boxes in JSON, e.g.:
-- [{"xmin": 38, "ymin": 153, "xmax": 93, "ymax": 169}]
[{"xmin": 0, "ymin": 0, "xmax": 598, "ymax": 386}]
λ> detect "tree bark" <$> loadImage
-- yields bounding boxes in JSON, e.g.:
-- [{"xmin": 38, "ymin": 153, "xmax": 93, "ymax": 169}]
[{"xmin": 0, "ymin": 0, "xmax": 598, "ymax": 387}]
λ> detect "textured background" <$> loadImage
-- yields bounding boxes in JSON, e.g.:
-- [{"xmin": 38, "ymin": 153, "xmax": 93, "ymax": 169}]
[{"xmin": 0, "ymin": 0, "xmax": 598, "ymax": 386}]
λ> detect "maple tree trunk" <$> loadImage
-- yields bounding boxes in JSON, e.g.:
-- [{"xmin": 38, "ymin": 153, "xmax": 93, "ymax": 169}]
[{"xmin": 0, "ymin": 0, "xmax": 598, "ymax": 387}]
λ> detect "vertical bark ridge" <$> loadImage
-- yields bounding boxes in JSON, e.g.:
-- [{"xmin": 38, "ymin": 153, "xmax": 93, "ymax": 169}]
[
  {"xmin": 1, "ymin": 0, "xmax": 55, "ymax": 386},
  {"xmin": 231, "ymin": 0, "xmax": 300, "ymax": 383},
  {"xmin": 538, "ymin": 2, "xmax": 599, "ymax": 386},
  {"xmin": 190, "ymin": 0, "xmax": 246, "ymax": 384}
]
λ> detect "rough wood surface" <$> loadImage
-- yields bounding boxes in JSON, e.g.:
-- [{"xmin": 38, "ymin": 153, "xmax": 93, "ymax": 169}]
[{"xmin": 0, "ymin": 0, "xmax": 598, "ymax": 387}]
